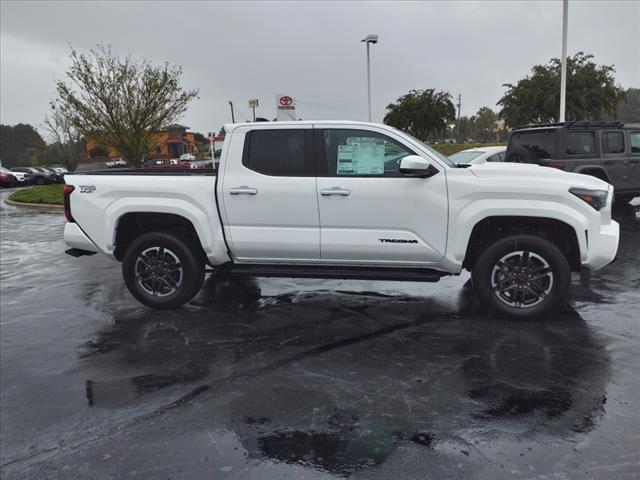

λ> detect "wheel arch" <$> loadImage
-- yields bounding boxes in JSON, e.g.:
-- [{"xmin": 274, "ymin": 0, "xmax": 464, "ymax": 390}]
[
  {"xmin": 574, "ymin": 165, "xmax": 611, "ymax": 183},
  {"xmin": 113, "ymin": 212, "xmax": 206, "ymax": 261},
  {"xmin": 462, "ymin": 216, "xmax": 582, "ymax": 272}
]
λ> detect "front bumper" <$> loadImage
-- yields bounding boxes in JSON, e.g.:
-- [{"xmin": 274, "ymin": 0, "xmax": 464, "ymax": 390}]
[
  {"xmin": 64, "ymin": 222, "xmax": 99, "ymax": 253},
  {"xmin": 583, "ymin": 220, "xmax": 620, "ymax": 271}
]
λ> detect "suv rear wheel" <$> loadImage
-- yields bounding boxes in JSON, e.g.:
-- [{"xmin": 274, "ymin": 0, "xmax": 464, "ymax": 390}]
[
  {"xmin": 122, "ymin": 232, "xmax": 205, "ymax": 309},
  {"xmin": 472, "ymin": 235, "xmax": 571, "ymax": 318}
]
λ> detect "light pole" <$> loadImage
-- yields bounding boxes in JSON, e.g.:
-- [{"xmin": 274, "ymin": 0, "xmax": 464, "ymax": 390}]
[
  {"xmin": 228, "ymin": 101, "xmax": 235, "ymax": 123},
  {"xmin": 559, "ymin": 0, "xmax": 568, "ymax": 122},
  {"xmin": 361, "ymin": 34, "xmax": 378, "ymax": 122}
]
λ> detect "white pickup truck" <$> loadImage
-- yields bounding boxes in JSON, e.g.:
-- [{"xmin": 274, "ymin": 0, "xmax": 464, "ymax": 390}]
[{"xmin": 63, "ymin": 121, "xmax": 619, "ymax": 318}]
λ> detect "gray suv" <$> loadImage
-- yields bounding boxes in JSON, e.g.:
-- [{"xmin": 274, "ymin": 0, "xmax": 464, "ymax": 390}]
[{"xmin": 505, "ymin": 122, "xmax": 640, "ymax": 203}]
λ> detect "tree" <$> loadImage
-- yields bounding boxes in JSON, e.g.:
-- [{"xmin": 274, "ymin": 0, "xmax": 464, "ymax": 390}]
[
  {"xmin": 52, "ymin": 44, "xmax": 199, "ymax": 167},
  {"xmin": 614, "ymin": 88, "xmax": 640, "ymax": 122},
  {"xmin": 498, "ymin": 52, "xmax": 624, "ymax": 127},
  {"xmin": 88, "ymin": 144, "xmax": 109, "ymax": 158},
  {"xmin": 383, "ymin": 89, "xmax": 456, "ymax": 141},
  {"xmin": 456, "ymin": 116, "xmax": 475, "ymax": 143},
  {"xmin": 0, "ymin": 123, "xmax": 47, "ymax": 167},
  {"xmin": 45, "ymin": 103, "xmax": 85, "ymax": 171},
  {"xmin": 473, "ymin": 107, "xmax": 499, "ymax": 143}
]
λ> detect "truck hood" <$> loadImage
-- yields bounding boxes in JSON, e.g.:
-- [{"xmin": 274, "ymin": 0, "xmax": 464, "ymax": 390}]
[{"xmin": 468, "ymin": 162, "xmax": 611, "ymax": 191}]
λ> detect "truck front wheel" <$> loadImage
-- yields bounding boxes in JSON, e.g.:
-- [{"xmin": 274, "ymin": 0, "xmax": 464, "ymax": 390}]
[
  {"xmin": 122, "ymin": 232, "xmax": 205, "ymax": 309},
  {"xmin": 471, "ymin": 235, "xmax": 571, "ymax": 318}
]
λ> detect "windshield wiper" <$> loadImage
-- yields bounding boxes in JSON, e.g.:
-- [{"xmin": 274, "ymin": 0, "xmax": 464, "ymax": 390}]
[{"xmin": 455, "ymin": 163, "xmax": 472, "ymax": 168}]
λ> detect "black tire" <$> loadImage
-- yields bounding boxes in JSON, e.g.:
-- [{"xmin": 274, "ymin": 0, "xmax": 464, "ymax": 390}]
[
  {"xmin": 471, "ymin": 235, "xmax": 571, "ymax": 319},
  {"xmin": 35, "ymin": 177, "xmax": 45, "ymax": 186},
  {"xmin": 505, "ymin": 147, "xmax": 534, "ymax": 164},
  {"xmin": 122, "ymin": 232, "xmax": 205, "ymax": 309}
]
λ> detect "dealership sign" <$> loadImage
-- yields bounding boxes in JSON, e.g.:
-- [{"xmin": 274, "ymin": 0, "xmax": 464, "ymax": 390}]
[{"xmin": 276, "ymin": 94, "xmax": 297, "ymax": 121}]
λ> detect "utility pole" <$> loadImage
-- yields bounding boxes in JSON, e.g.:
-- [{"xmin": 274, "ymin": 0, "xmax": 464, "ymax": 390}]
[
  {"xmin": 228, "ymin": 101, "xmax": 235, "ymax": 123},
  {"xmin": 456, "ymin": 93, "xmax": 462, "ymax": 139},
  {"xmin": 559, "ymin": 0, "xmax": 568, "ymax": 122}
]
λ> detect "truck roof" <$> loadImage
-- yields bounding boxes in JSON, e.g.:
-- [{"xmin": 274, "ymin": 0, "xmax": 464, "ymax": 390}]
[
  {"xmin": 512, "ymin": 121, "xmax": 634, "ymax": 131},
  {"xmin": 224, "ymin": 120, "xmax": 385, "ymax": 134}
]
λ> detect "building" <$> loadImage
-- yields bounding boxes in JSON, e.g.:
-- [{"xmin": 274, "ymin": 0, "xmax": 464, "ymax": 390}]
[{"xmin": 85, "ymin": 124, "xmax": 199, "ymax": 160}]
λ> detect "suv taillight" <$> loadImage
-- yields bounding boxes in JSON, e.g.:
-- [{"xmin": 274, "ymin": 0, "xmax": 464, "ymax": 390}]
[
  {"xmin": 63, "ymin": 185, "xmax": 75, "ymax": 222},
  {"xmin": 548, "ymin": 161, "xmax": 565, "ymax": 170}
]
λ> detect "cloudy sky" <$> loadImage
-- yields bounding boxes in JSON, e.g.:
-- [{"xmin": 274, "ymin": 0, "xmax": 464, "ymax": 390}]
[{"xmin": 1, "ymin": 0, "xmax": 638, "ymax": 136}]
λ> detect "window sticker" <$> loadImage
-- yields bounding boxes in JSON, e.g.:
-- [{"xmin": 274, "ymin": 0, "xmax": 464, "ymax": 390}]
[{"xmin": 337, "ymin": 140, "xmax": 385, "ymax": 175}]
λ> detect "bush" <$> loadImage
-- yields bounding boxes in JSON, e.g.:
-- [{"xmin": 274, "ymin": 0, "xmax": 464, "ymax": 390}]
[{"xmin": 8, "ymin": 184, "xmax": 64, "ymax": 205}]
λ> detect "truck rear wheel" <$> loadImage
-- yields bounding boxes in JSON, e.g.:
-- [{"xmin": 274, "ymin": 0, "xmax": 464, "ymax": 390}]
[
  {"xmin": 122, "ymin": 232, "xmax": 205, "ymax": 309},
  {"xmin": 471, "ymin": 235, "xmax": 571, "ymax": 319}
]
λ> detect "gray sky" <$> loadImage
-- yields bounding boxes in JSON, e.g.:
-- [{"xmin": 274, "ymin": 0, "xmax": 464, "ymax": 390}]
[{"xmin": 1, "ymin": 0, "xmax": 638, "ymax": 137}]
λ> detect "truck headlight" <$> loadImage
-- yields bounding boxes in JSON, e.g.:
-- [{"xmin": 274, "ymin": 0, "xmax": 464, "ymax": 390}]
[{"xmin": 569, "ymin": 187, "xmax": 608, "ymax": 211}]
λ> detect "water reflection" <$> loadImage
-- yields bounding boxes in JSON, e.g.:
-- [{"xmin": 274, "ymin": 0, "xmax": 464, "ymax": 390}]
[{"xmin": 80, "ymin": 277, "xmax": 609, "ymax": 475}]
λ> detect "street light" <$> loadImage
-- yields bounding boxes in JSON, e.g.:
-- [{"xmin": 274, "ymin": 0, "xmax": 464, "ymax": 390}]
[
  {"xmin": 559, "ymin": 0, "xmax": 568, "ymax": 122},
  {"xmin": 361, "ymin": 34, "xmax": 378, "ymax": 122}
]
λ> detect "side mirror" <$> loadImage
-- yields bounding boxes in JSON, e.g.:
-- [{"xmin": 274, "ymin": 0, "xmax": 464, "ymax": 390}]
[{"xmin": 399, "ymin": 155, "xmax": 437, "ymax": 178}]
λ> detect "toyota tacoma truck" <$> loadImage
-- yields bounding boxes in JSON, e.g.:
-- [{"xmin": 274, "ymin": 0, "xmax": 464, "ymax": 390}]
[{"xmin": 63, "ymin": 121, "xmax": 620, "ymax": 318}]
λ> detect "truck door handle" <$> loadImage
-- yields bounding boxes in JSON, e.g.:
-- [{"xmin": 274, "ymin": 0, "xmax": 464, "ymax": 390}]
[
  {"xmin": 320, "ymin": 187, "xmax": 351, "ymax": 196},
  {"xmin": 229, "ymin": 186, "xmax": 258, "ymax": 195}
]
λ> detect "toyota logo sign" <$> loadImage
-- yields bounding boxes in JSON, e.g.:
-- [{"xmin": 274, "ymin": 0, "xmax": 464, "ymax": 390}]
[{"xmin": 279, "ymin": 96, "xmax": 293, "ymax": 106}]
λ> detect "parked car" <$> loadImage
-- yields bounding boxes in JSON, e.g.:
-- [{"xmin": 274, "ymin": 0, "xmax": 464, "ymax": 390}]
[
  {"xmin": 40, "ymin": 167, "xmax": 64, "ymax": 183},
  {"xmin": 505, "ymin": 121, "xmax": 640, "ymax": 204},
  {"xmin": 11, "ymin": 167, "xmax": 51, "ymax": 185},
  {"xmin": 105, "ymin": 158, "xmax": 127, "ymax": 168},
  {"xmin": 179, "ymin": 153, "xmax": 196, "ymax": 161},
  {"xmin": 3, "ymin": 167, "xmax": 34, "ymax": 185},
  {"xmin": 63, "ymin": 121, "xmax": 619, "ymax": 318},
  {"xmin": 0, "ymin": 167, "xmax": 17, "ymax": 188},
  {"xmin": 51, "ymin": 166, "xmax": 68, "ymax": 175},
  {"xmin": 449, "ymin": 146, "xmax": 507, "ymax": 165}
]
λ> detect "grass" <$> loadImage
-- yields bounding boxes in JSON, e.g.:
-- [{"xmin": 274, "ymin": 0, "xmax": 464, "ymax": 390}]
[{"xmin": 8, "ymin": 184, "xmax": 64, "ymax": 205}]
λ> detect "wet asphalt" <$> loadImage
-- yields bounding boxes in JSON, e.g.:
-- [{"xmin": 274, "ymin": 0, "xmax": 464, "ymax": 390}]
[{"xmin": 0, "ymin": 188, "xmax": 639, "ymax": 480}]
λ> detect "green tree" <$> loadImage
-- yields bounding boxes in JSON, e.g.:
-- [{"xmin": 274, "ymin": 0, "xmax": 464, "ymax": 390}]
[
  {"xmin": 52, "ymin": 44, "xmax": 199, "ymax": 167},
  {"xmin": 455, "ymin": 116, "xmax": 475, "ymax": 142},
  {"xmin": 473, "ymin": 107, "xmax": 499, "ymax": 143},
  {"xmin": 614, "ymin": 88, "xmax": 640, "ymax": 122},
  {"xmin": 384, "ymin": 89, "xmax": 456, "ymax": 141},
  {"xmin": 498, "ymin": 52, "xmax": 623, "ymax": 127},
  {"xmin": 0, "ymin": 123, "xmax": 46, "ymax": 167}
]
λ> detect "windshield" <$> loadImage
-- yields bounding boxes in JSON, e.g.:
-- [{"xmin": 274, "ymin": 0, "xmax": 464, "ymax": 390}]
[
  {"xmin": 449, "ymin": 150, "xmax": 485, "ymax": 163},
  {"xmin": 388, "ymin": 127, "xmax": 456, "ymax": 167}
]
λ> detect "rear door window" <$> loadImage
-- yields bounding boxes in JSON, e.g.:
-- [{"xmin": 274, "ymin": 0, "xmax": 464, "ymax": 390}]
[
  {"xmin": 601, "ymin": 131, "xmax": 625, "ymax": 154},
  {"xmin": 509, "ymin": 130, "xmax": 556, "ymax": 159},
  {"xmin": 242, "ymin": 129, "xmax": 313, "ymax": 176},
  {"xmin": 566, "ymin": 131, "xmax": 597, "ymax": 155}
]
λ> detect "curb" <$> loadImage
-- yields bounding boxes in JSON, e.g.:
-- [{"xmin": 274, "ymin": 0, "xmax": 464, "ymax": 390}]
[{"xmin": 4, "ymin": 199, "xmax": 64, "ymax": 211}]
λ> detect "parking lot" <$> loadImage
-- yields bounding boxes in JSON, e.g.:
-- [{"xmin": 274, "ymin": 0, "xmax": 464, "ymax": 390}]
[{"xmin": 1, "ymin": 188, "xmax": 639, "ymax": 479}]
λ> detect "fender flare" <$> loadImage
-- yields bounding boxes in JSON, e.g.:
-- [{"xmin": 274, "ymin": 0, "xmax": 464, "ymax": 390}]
[
  {"xmin": 105, "ymin": 200, "xmax": 231, "ymax": 265},
  {"xmin": 574, "ymin": 165, "xmax": 610, "ymax": 183},
  {"xmin": 451, "ymin": 200, "xmax": 589, "ymax": 265}
]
